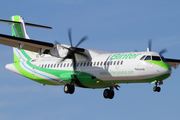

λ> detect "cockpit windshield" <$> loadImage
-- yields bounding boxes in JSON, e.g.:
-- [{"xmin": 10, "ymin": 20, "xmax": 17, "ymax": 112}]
[
  {"xmin": 152, "ymin": 56, "xmax": 161, "ymax": 61},
  {"xmin": 145, "ymin": 56, "xmax": 151, "ymax": 60},
  {"xmin": 140, "ymin": 55, "xmax": 162, "ymax": 61}
]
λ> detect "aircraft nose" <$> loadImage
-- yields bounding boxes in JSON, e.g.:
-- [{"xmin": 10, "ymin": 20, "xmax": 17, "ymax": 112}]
[{"xmin": 158, "ymin": 62, "xmax": 172, "ymax": 74}]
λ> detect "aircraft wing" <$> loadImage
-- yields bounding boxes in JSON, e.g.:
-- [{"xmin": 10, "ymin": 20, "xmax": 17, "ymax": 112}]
[
  {"xmin": 165, "ymin": 58, "xmax": 180, "ymax": 69},
  {"xmin": 0, "ymin": 33, "xmax": 54, "ymax": 54}
]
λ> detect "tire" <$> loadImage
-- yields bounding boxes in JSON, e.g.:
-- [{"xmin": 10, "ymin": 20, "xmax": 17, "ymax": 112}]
[
  {"xmin": 157, "ymin": 87, "xmax": 161, "ymax": 92},
  {"xmin": 109, "ymin": 91, "xmax": 115, "ymax": 99},
  {"xmin": 103, "ymin": 89, "xmax": 110, "ymax": 99},
  {"xmin": 153, "ymin": 86, "xmax": 157, "ymax": 92},
  {"xmin": 64, "ymin": 84, "xmax": 70, "ymax": 94},
  {"xmin": 69, "ymin": 85, "xmax": 75, "ymax": 94}
]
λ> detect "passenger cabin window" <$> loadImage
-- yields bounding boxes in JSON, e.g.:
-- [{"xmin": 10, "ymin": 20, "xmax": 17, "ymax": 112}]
[
  {"xmin": 90, "ymin": 62, "xmax": 93, "ymax": 66},
  {"xmin": 80, "ymin": 62, "xmax": 83, "ymax": 67},
  {"xmin": 144, "ymin": 56, "xmax": 151, "ymax": 61},
  {"xmin": 94, "ymin": 62, "xmax": 96, "ymax": 66},
  {"xmin": 152, "ymin": 56, "xmax": 161, "ymax": 61}
]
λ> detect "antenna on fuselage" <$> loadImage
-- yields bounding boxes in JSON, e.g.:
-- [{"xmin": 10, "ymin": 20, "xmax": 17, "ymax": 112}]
[{"xmin": 147, "ymin": 39, "xmax": 152, "ymax": 52}]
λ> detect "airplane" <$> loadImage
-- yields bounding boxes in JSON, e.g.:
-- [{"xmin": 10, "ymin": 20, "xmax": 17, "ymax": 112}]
[{"xmin": 0, "ymin": 15, "xmax": 180, "ymax": 99}]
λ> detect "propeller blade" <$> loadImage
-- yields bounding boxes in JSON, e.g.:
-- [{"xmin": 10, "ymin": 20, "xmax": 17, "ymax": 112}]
[
  {"xmin": 61, "ymin": 46, "xmax": 70, "ymax": 51},
  {"xmin": 68, "ymin": 28, "xmax": 73, "ymax": 47},
  {"xmin": 75, "ymin": 36, "xmax": 88, "ymax": 48},
  {"xmin": 159, "ymin": 49, "xmax": 167, "ymax": 55},
  {"xmin": 148, "ymin": 39, "xmax": 152, "ymax": 51},
  {"xmin": 75, "ymin": 47, "xmax": 85, "ymax": 52},
  {"xmin": 72, "ymin": 53, "xmax": 77, "ymax": 72},
  {"xmin": 61, "ymin": 55, "xmax": 69, "ymax": 62}
]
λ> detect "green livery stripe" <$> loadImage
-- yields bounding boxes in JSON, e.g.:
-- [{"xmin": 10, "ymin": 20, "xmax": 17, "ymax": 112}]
[
  {"xmin": 20, "ymin": 49, "xmax": 31, "ymax": 60},
  {"xmin": 13, "ymin": 52, "xmax": 20, "ymax": 63},
  {"xmin": 11, "ymin": 15, "xmax": 24, "ymax": 38},
  {"xmin": 13, "ymin": 52, "xmax": 58, "ymax": 85},
  {"xmin": 30, "ymin": 51, "xmax": 35, "ymax": 55},
  {"xmin": 146, "ymin": 61, "xmax": 171, "ymax": 70},
  {"xmin": 104, "ymin": 73, "xmax": 170, "ymax": 84}
]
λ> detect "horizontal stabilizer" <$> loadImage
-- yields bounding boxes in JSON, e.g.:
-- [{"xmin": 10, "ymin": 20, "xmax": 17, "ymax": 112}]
[
  {"xmin": 0, "ymin": 33, "xmax": 54, "ymax": 54},
  {"xmin": 0, "ymin": 19, "xmax": 52, "ymax": 29}
]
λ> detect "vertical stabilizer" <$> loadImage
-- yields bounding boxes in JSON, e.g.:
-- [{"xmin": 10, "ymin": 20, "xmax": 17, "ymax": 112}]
[
  {"xmin": 11, "ymin": 15, "xmax": 30, "ymax": 39},
  {"xmin": 11, "ymin": 15, "xmax": 36, "ymax": 62}
]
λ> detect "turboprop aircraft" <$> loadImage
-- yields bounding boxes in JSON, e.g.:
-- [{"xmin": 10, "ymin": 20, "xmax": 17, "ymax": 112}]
[{"xmin": 0, "ymin": 15, "xmax": 180, "ymax": 99}]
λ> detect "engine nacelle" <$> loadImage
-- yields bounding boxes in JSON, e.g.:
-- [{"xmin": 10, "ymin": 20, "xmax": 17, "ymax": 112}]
[{"xmin": 49, "ymin": 44, "xmax": 69, "ymax": 58}]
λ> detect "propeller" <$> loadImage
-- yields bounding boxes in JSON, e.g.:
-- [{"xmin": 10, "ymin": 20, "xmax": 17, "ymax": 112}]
[
  {"xmin": 148, "ymin": 39, "xmax": 167, "ymax": 55},
  {"xmin": 135, "ymin": 39, "xmax": 168, "ymax": 55},
  {"xmin": 61, "ymin": 28, "xmax": 89, "ymax": 72},
  {"xmin": 159, "ymin": 48, "xmax": 167, "ymax": 55}
]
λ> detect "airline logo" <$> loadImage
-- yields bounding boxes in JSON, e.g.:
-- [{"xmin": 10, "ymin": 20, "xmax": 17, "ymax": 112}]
[
  {"xmin": 109, "ymin": 53, "xmax": 141, "ymax": 60},
  {"xmin": 31, "ymin": 59, "xmax": 38, "ymax": 62}
]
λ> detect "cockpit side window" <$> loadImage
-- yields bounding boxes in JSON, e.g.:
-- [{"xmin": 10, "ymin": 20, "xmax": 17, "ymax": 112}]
[
  {"xmin": 152, "ymin": 56, "xmax": 161, "ymax": 61},
  {"xmin": 144, "ymin": 56, "xmax": 151, "ymax": 60},
  {"xmin": 140, "ymin": 55, "xmax": 146, "ymax": 60}
]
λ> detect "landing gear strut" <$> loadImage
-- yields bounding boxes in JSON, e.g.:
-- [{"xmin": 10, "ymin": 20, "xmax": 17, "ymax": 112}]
[{"xmin": 153, "ymin": 80, "xmax": 161, "ymax": 92}]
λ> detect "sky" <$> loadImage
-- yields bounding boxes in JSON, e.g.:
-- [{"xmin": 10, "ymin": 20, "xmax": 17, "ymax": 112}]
[{"xmin": 0, "ymin": 0, "xmax": 180, "ymax": 120}]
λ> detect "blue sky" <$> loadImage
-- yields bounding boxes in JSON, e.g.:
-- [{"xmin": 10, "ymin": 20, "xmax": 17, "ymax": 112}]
[{"xmin": 0, "ymin": 0, "xmax": 180, "ymax": 120}]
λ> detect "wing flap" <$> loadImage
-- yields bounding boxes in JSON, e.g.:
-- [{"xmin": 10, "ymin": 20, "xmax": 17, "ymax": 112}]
[
  {"xmin": 165, "ymin": 58, "xmax": 180, "ymax": 69},
  {"xmin": 0, "ymin": 33, "xmax": 54, "ymax": 54}
]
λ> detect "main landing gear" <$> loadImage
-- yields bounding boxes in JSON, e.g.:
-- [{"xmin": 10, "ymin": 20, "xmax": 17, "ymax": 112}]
[
  {"xmin": 64, "ymin": 84, "xmax": 75, "ymax": 94},
  {"xmin": 103, "ymin": 84, "xmax": 120, "ymax": 99},
  {"xmin": 153, "ymin": 80, "xmax": 162, "ymax": 92}
]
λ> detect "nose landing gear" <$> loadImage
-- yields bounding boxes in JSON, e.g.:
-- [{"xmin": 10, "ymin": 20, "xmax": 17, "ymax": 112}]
[
  {"xmin": 103, "ymin": 84, "xmax": 120, "ymax": 99},
  {"xmin": 153, "ymin": 80, "xmax": 161, "ymax": 92}
]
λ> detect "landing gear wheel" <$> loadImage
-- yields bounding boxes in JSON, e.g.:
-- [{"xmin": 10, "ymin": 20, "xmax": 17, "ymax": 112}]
[
  {"xmin": 103, "ymin": 89, "xmax": 110, "ymax": 99},
  {"xmin": 157, "ymin": 87, "xmax": 161, "ymax": 92},
  {"xmin": 64, "ymin": 84, "xmax": 70, "ymax": 94},
  {"xmin": 153, "ymin": 86, "xmax": 157, "ymax": 92},
  {"xmin": 103, "ymin": 89, "xmax": 115, "ymax": 99},
  {"xmin": 69, "ymin": 85, "xmax": 75, "ymax": 94},
  {"xmin": 109, "ymin": 91, "xmax": 115, "ymax": 99},
  {"xmin": 153, "ymin": 86, "xmax": 161, "ymax": 92},
  {"xmin": 64, "ymin": 84, "xmax": 75, "ymax": 94}
]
